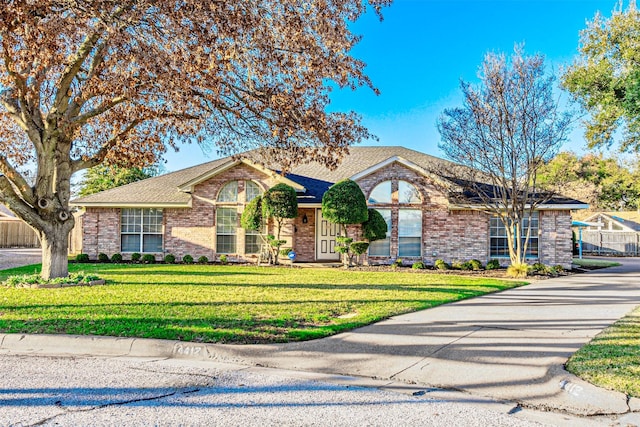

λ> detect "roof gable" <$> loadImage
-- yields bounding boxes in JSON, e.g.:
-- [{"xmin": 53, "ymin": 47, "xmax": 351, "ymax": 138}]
[
  {"xmin": 583, "ymin": 212, "xmax": 640, "ymax": 232},
  {"xmin": 177, "ymin": 158, "xmax": 305, "ymax": 193}
]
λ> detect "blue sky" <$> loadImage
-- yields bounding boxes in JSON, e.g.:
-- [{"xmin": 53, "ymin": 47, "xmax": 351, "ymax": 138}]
[{"xmin": 163, "ymin": 0, "xmax": 621, "ymax": 172}]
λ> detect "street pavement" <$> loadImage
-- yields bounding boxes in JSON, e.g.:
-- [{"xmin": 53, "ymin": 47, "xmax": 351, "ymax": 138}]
[{"xmin": 1, "ymin": 257, "xmax": 640, "ymax": 425}]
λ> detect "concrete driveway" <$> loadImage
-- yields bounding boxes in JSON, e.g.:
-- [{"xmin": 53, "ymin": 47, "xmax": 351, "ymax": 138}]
[{"xmin": 0, "ymin": 248, "xmax": 41, "ymax": 270}]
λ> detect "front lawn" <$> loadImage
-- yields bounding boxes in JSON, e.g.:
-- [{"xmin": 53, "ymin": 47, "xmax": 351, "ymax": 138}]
[
  {"xmin": 566, "ymin": 306, "xmax": 640, "ymax": 398},
  {"xmin": 0, "ymin": 263, "xmax": 523, "ymax": 343}
]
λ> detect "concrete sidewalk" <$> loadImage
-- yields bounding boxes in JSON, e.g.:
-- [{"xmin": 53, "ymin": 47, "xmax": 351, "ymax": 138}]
[{"xmin": 2, "ymin": 258, "xmax": 640, "ymax": 422}]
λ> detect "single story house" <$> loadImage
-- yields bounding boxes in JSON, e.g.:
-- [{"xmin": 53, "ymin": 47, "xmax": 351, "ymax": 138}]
[{"xmin": 71, "ymin": 146, "xmax": 587, "ymax": 268}]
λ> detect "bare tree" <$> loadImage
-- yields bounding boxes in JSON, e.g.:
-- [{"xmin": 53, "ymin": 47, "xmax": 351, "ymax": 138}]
[
  {"xmin": 0, "ymin": 0, "xmax": 390, "ymax": 279},
  {"xmin": 437, "ymin": 47, "xmax": 572, "ymax": 268}
]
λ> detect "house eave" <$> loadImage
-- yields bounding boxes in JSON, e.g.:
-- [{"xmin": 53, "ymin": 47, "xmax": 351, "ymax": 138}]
[
  {"xmin": 70, "ymin": 202, "xmax": 192, "ymax": 209},
  {"xmin": 448, "ymin": 203, "xmax": 590, "ymax": 211}
]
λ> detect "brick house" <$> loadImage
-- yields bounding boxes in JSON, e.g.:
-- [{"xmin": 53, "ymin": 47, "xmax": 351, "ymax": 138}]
[{"xmin": 71, "ymin": 146, "xmax": 586, "ymax": 268}]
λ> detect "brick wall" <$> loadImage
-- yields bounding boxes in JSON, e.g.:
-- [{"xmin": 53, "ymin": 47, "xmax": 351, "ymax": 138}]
[{"xmin": 80, "ymin": 160, "xmax": 575, "ymax": 267}]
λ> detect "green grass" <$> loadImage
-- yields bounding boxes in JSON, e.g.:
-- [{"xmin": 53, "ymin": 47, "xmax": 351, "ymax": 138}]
[
  {"xmin": 566, "ymin": 306, "xmax": 640, "ymax": 398},
  {"xmin": 572, "ymin": 258, "xmax": 621, "ymax": 268},
  {"xmin": 0, "ymin": 263, "xmax": 524, "ymax": 344}
]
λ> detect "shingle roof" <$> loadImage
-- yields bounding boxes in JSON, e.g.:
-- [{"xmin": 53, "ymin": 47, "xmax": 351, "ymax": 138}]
[
  {"xmin": 71, "ymin": 157, "xmax": 229, "ymax": 206},
  {"xmin": 71, "ymin": 146, "xmax": 586, "ymax": 209},
  {"xmin": 583, "ymin": 212, "xmax": 640, "ymax": 232}
]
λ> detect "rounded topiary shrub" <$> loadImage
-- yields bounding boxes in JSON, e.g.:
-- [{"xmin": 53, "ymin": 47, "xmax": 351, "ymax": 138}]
[
  {"xmin": 459, "ymin": 261, "xmax": 473, "ymax": 271},
  {"xmin": 350, "ymin": 241, "xmax": 369, "ymax": 256},
  {"xmin": 75, "ymin": 253, "xmax": 90, "ymax": 263},
  {"xmin": 198, "ymin": 255, "xmax": 209, "ymax": 264},
  {"xmin": 182, "ymin": 254, "xmax": 194, "ymax": 264},
  {"xmin": 131, "ymin": 252, "xmax": 142, "ymax": 262},
  {"xmin": 219, "ymin": 254, "xmax": 228, "ymax": 265},
  {"xmin": 321, "ymin": 179, "xmax": 368, "ymax": 227},
  {"xmin": 142, "ymin": 254, "xmax": 156, "ymax": 264},
  {"xmin": 412, "ymin": 261, "xmax": 426, "ymax": 270},
  {"xmin": 98, "ymin": 252, "xmax": 110, "ymax": 263},
  {"xmin": 110, "ymin": 253, "xmax": 123, "ymax": 263},
  {"xmin": 164, "ymin": 254, "xmax": 176, "ymax": 264},
  {"xmin": 486, "ymin": 259, "xmax": 501, "ymax": 270}
]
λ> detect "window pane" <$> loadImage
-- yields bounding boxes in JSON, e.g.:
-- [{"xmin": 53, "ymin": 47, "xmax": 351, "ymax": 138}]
[
  {"xmin": 399, "ymin": 237, "xmax": 421, "ymax": 257},
  {"xmin": 216, "ymin": 208, "xmax": 237, "ymax": 233},
  {"xmin": 143, "ymin": 234, "xmax": 163, "ymax": 252},
  {"xmin": 121, "ymin": 209, "xmax": 141, "ymax": 233},
  {"xmin": 217, "ymin": 235, "xmax": 236, "ymax": 254},
  {"xmin": 218, "ymin": 181, "xmax": 238, "ymax": 202},
  {"xmin": 121, "ymin": 234, "xmax": 140, "ymax": 252},
  {"xmin": 398, "ymin": 181, "xmax": 421, "ymax": 204},
  {"xmin": 369, "ymin": 238, "xmax": 390, "ymax": 256},
  {"xmin": 246, "ymin": 181, "xmax": 262, "ymax": 202},
  {"xmin": 143, "ymin": 209, "xmax": 163, "ymax": 233},
  {"xmin": 368, "ymin": 181, "xmax": 391, "ymax": 204},
  {"xmin": 399, "ymin": 210, "xmax": 421, "ymax": 237},
  {"xmin": 490, "ymin": 212, "xmax": 539, "ymax": 258},
  {"xmin": 245, "ymin": 233, "xmax": 261, "ymax": 254}
]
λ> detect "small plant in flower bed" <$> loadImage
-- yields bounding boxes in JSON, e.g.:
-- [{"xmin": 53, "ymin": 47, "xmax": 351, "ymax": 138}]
[
  {"xmin": 412, "ymin": 261, "xmax": 426, "ymax": 270},
  {"xmin": 3, "ymin": 272, "xmax": 101, "ymax": 288},
  {"xmin": 486, "ymin": 259, "xmax": 501, "ymax": 270},
  {"xmin": 219, "ymin": 254, "xmax": 228, "ymax": 265},
  {"xmin": 182, "ymin": 254, "xmax": 194, "ymax": 264},
  {"xmin": 164, "ymin": 254, "xmax": 176, "ymax": 264},
  {"xmin": 98, "ymin": 253, "xmax": 110, "ymax": 263},
  {"xmin": 434, "ymin": 259, "xmax": 450, "ymax": 270},
  {"xmin": 198, "ymin": 255, "xmax": 209, "ymax": 264},
  {"xmin": 469, "ymin": 259, "xmax": 483, "ymax": 270},
  {"xmin": 110, "ymin": 253, "xmax": 123, "ymax": 263},
  {"xmin": 131, "ymin": 252, "xmax": 142, "ymax": 263}
]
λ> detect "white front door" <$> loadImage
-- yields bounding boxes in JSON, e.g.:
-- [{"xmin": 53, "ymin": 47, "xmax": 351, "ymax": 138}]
[{"xmin": 316, "ymin": 209, "xmax": 341, "ymax": 261}]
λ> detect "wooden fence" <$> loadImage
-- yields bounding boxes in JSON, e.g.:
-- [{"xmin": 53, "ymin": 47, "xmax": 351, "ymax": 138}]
[
  {"xmin": 0, "ymin": 221, "xmax": 40, "ymax": 248},
  {"xmin": 580, "ymin": 230, "xmax": 640, "ymax": 256},
  {"xmin": 0, "ymin": 214, "xmax": 83, "ymax": 252}
]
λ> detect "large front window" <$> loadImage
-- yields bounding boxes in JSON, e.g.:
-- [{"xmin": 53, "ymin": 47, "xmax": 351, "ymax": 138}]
[
  {"xmin": 121, "ymin": 208, "xmax": 163, "ymax": 252},
  {"xmin": 490, "ymin": 212, "xmax": 539, "ymax": 258},
  {"xmin": 398, "ymin": 209, "xmax": 422, "ymax": 257},
  {"xmin": 216, "ymin": 207, "xmax": 237, "ymax": 254},
  {"xmin": 368, "ymin": 209, "xmax": 391, "ymax": 256},
  {"xmin": 367, "ymin": 180, "xmax": 422, "ymax": 258}
]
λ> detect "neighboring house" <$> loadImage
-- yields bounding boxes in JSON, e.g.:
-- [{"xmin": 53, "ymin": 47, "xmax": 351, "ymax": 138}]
[
  {"xmin": 576, "ymin": 211, "xmax": 640, "ymax": 256},
  {"xmin": 71, "ymin": 146, "xmax": 586, "ymax": 268}
]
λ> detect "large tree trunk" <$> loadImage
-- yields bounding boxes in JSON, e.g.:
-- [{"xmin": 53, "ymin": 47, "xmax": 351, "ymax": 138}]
[{"xmin": 38, "ymin": 218, "xmax": 75, "ymax": 280}]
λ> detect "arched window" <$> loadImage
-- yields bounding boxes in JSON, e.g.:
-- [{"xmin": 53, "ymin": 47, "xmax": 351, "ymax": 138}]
[
  {"xmin": 368, "ymin": 181, "xmax": 392, "ymax": 204},
  {"xmin": 218, "ymin": 181, "xmax": 238, "ymax": 202},
  {"xmin": 246, "ymin": 181, "xmax": 262, "ymax": 202},
  {"xmin": 399, "ymin": 181, "xmax": 421, "ymax": 204}
]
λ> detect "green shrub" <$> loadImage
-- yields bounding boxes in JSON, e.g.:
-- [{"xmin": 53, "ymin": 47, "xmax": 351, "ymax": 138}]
[
  {"xmin": 3, "ymin": 271, "xmax": 101, "ymax": 287},
  {"xmin": 553, "ymin": 265, "xmax": 564, "ymax": 273},
  {"xmin": 434, "ymin": 259, "xmax": 450, "ymax": 270},
  {"xmin": 97, "ymin": 253, "xmax": 110, "ymax": 263},
  {"xmin": 219, "ymin": 254, "xmax": 228, "ymax": 265},
  {"xmin": 469, "ymin": 259, "xmax": 483, "ymax": 270},
  {"xmin": 141, "ymin": 254, "xmax": 156, "ymax": 264},
  {"xmin": 486, "ymin": 259, "xmax": 501, "ymax": 270},
  {"xmin": 110, "ymin": 253, "xmax": 123, "ymax": 263},
  {"xmin": 75, "ymin": 253, "xmax": 90, "ymax": 263},
  {"xmin": 412, "ymin": 261, "xmax": 426, "ymax": 270},
  {"xmin": 198, "ymin": 255, "xmax": 209, "ymax": 264},
  {"xmin": 362, "ymin": 208, "xmax": 388, "ymax": 242},
  {"xmin": 350, "ymin": 241, "xmax": 369, "ymax": 256},
  {"xmin": 458, "ymin": 261, "xmax": 473, "ymax": 271},
  {"xmin": 506, "ymin": 263, "xmax": 528, "ymax": 278},
  {"xmin": 279, "ymin": 247, "xmax": 293, "ymax": 257},
  {"xmin": 395, "ymin": 258, "xmax": 403, "ymax": 267},
  {"xmin": 182, "ymin": 254, "xmax": 194, "ymax": 264},
  {"xmin": 164, "ymin": 254, "xmax": 176, "ymax": 264},
  {"xmin": 531, "ymin": 262, "xmax": 548, "ymax": 273},
  {"xmin": 131, "ymin": 252, "xmax": 141, "ymax": 262}
]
